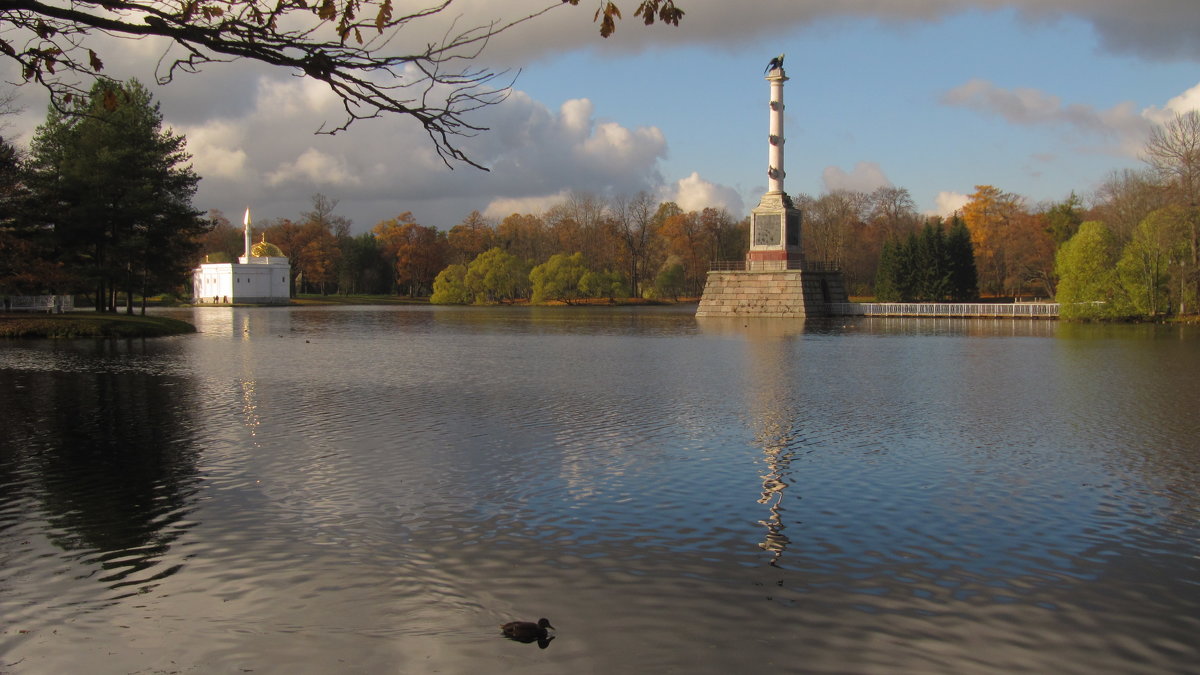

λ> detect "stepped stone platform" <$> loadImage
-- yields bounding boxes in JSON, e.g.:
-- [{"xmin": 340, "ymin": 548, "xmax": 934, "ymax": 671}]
[{"xmin": 696, "ymin": 269, "xmax": 848, "ymax": 318}]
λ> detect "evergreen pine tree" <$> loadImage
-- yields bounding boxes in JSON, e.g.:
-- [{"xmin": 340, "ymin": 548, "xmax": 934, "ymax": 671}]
[
  {"xmin": 875, "ymin": 239, "xmax": 902, "ymax": 301},
  {"xmin": 27, "ymin": 79, "xmax": 205, "ymax": 313},
  {"xmin": 945, "ymin": 216, "xmax": 979, "ymax": 301}
]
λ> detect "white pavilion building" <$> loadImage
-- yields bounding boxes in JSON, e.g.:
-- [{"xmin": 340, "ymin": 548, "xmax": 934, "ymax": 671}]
[{"xmin": 192, "ymin": 209, "xmax": 291, "ymax": 305}]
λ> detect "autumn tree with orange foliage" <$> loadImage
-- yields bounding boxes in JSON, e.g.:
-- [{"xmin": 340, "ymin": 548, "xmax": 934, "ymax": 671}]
[
  {"xmin": 297, "ymin": 228, "xmax": 342, "ymax": 295},
  {"xmin": 496, "ymin": 213, "xmax": 554, "ymax": 264},
  {"xmin": 961, "ymin": 185, "xmax": 1026, "ymax": 296},
  {"xmin": 656, "ymin": 206, "xmax": 707, "ymax": 296},
  {"xmin": 374, "ymin": 213, "xmax": 448, "ymax": 296},
  {"xmin": 446, "ymin": 211, "xmax": 495, "ymax": 266},
  {"xmin": 263, "ymin": 216, "xmax": 341, "ymax": 296},
  {"xmin": 1008, "ymin": 209, "xmax": 1058, "ymax": 298}
]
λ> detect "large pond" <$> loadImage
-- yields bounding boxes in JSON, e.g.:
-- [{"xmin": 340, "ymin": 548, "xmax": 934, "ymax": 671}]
[{"xmin": 1, "ymin": 306, "xmax": 1198, "ymax": 674}]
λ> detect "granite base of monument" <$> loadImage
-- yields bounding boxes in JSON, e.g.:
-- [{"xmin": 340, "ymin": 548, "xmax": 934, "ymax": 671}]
[{"xmin": 695, "ymin": 269, "xmax": 848, "ymax": 318}]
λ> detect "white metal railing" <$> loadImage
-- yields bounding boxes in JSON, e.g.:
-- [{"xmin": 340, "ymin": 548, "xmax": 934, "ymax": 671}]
[
  {"xmin": 828, "ymin": 302, "xmax": 1059, "ymax": 318},
  {"xmin": 4, "ymin": 295, "xmax": 75, "ymax": 313},
  {"xmin": 709, "ymin": 259, "xmax": 841, "ymax": 272}
]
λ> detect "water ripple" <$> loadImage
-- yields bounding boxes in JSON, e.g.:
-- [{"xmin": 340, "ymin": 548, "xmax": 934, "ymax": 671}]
[{"xmin": 1, "ymin": 309, "xmax": 1198, "ymax": 673}]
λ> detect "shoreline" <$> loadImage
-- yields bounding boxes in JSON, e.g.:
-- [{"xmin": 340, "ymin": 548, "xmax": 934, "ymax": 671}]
[{"xmin": 0, "ymin": 313, "xmax": 197, "ymax": 338}]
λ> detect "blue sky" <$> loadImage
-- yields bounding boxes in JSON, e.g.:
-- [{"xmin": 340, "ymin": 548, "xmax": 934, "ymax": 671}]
[
  {"xmin": 5, "ymin": 1, "xmax": 1198, "ymax": 232},
  {"xmin": 503, "ymin": 6, "xmax": 1197, "ymax": 215}
]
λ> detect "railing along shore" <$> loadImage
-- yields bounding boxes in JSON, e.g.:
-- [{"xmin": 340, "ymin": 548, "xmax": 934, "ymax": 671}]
[
  {"xmin": 828, "ymin": 302, "xmax": 1059, "ymax": 318},
  {"xmin": 3, "ymin": 295, "xmax": 75, "ymax": 313}
]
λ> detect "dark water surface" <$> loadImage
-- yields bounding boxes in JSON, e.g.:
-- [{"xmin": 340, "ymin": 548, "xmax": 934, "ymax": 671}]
[{"xmin": 1, "ymin": 306, "xmax": 1198, "ymax": 674}]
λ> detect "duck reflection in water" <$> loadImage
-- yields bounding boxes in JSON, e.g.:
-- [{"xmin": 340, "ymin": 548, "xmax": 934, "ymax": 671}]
[{"xmin": 501, "ymin": 618, "xmax": 555, "ymax": 649}]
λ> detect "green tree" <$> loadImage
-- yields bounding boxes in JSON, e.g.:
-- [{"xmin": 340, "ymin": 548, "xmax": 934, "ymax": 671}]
[
  {"xmin": 338, "ymin": 231, "xmax": 391, "ymax": 295},
  {"xmin": 430, "ymin": 264, "xmax": 472, "ymax": 305},
  {"xmin": 0, "ymin": 134, "xmax": 69, "ymax": 294},
  {"xmin": 653, "ymin": 260, "xmax": 685, "ymax": 301},
  {"xmin": 466, "ymin": 247, "xmax": 530, "ymax": 303},
  {"xmin": 874, "ymin": 239, "xmax": 903, "ymax": 302},
  {"xmin": 911, "ymin": 223, "xmax": 950, "ymax": 300},
  {"xmin": 530, "ymin": 252, "xmax": 587, "ymax": 304},
  {"xmin": 580, "ymin": 269, "xmax": 629, "ymax": 302},
  {"xmin": 1117, "ymin": 207, "xmax": 1189, "ymax": 317},
  {"xmin": 945, "ymin": 216, "xmax": 979, "ymax": 301},
  {"xmin": 1055, "ymin": 221, "xmax": 1127, "ymax": 319},
  {"xmin": 26, "ymin": 79, "xmax": 204, "ymax": 313},
  {"xmin": 874, "ymin": 220, "xmax": 971, "ymax": 302},
  {"xmin": 1143, "ymin": 111, "xmax": 1200, "ymax": 312},
  {"xmin": 1044, "ymin": 192, "xmax": 1084, "ymax": 245}
]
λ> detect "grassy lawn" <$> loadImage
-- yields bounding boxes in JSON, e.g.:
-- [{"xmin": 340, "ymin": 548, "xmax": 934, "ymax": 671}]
[{"xmin": 0, "ymin": 313, "xmax": 196, "ymax": 338}]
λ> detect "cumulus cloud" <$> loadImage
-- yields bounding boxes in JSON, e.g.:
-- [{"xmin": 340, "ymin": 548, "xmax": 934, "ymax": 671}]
[
  {"xmin": 169, "ymin": 75, "xmax": 669, "ymax": 230},
  {"xmin": 6, "ymin": 0, "xmax": 1196, "ymax": 234},
  {"xmin": 934, "ymin": 191, "xmax": 970, "ymax": 216},
  {"xmin": 474, "ymin": 0, "xmax": 1200, "ymax": 66},
  {"xmin": 1142, "ymin": 80, "xmax": 1200, "ymax": 125},
  {"xmin": 822, "ymin": 161, "xmax": 892, "ymax": 193},
  {"xmin": 267, "ymin": 148, "xmax": 363, "ymax": 187},
  {"xmin": 482, "ymin": 191, "xmax": 572, "ymax": 220},
  {"xmin": 666, "ymin": 172, "xmax": 744, "ymax": 215},
  {"xmin": 178, "ymin": 120, "xmax": 249, "ymax": 180},
  {"xmin": 941, "ymin": 78, "xmax": 1157, "ymax": 155}
]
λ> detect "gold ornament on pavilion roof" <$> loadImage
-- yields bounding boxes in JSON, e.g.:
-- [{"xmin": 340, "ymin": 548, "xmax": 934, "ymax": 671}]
[{"xmin": 251, "ymin": 233, "xmax": 284, "ymax": 258}]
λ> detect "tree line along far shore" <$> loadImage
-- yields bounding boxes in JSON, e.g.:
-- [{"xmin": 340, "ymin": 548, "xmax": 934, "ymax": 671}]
[{"xmin": 2, "ymin": 79, "xmax": 1199, "ymax": 321}]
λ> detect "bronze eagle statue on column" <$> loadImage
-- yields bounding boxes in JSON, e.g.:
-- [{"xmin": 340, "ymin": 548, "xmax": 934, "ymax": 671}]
[{"xmin": 765, "ymin": 54, "xmax": 785, "ymax": 73}]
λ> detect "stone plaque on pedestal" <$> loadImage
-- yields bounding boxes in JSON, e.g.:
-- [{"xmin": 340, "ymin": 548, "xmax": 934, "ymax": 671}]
[{"xmin": 747, "ymin": 191, "xmax": 802, "ymax": 270}]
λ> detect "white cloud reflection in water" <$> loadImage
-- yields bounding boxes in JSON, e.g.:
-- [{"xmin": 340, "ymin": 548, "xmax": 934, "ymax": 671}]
[{"xmin": 0, "ymin": 307, "xmax": 1197, "ymax": 673}]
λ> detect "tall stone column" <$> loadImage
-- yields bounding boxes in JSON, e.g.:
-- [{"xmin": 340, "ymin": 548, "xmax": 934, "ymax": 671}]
[
  {"xmin": 767, "ymin": 69, "xmax": 786, "ymax": 194},
  {"xmin": 747, "ymin": 65, "xmax": 802, "ymax": 270},
  {"xmin": 696, "ymin": 56, "xmax": 847, "ymax": 318}
]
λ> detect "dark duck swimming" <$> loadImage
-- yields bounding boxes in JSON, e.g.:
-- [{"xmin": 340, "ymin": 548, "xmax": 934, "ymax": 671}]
[{"xmin": 501, "ymin": 618, "xmax": 555, "ymax": 646}]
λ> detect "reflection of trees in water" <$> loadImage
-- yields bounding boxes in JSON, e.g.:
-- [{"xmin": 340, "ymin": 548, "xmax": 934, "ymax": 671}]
[{"xmin": 0, "ymin": 368, "xmax": 201, "ymax": 591}]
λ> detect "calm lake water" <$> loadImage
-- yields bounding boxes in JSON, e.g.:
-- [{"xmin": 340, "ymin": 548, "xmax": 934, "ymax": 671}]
[{"xmin": 1, "ymin": 306, "xmax": 1198, "ymax": 674}]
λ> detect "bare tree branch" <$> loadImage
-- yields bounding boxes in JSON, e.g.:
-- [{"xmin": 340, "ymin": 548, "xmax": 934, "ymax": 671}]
[{"xmin": 0, "ymin": 0, "xmax": 684, "ymax": 168}]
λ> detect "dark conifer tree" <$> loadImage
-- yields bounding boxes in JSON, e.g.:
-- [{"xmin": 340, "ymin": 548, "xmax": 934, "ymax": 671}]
[
  {"xmin": 875, "ymin": 239, "xmax": 903, "ymax": 301},
  {"xmin": 946, "ymin": 216, "xmax": 980, "ymax": 301},
  {"xmin": 27, "ymin": 79, "xmax": 205, "ymax": 313},
  {"xmin": 876, "ymin": 217, "xmax": 979, "ymax": 302}
]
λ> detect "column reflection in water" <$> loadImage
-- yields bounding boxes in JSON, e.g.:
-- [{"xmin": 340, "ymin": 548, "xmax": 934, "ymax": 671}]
[{"xmin": 742, "ymin": 320, "xmax": 806, "ymax": 566}]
